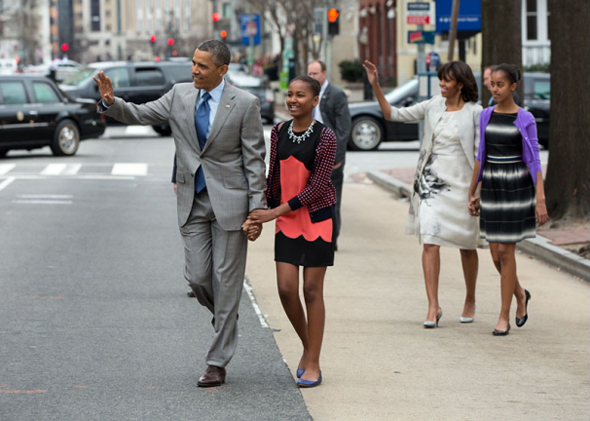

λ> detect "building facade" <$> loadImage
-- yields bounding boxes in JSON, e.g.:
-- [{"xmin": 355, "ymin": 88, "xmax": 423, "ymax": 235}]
[
  {"xmin": 69, "ymin": 0, "xmax": 213, "ymax": 63},
  {"xmin": 358, "ymin": 0, "xmax": 397, "ymax": 84}
]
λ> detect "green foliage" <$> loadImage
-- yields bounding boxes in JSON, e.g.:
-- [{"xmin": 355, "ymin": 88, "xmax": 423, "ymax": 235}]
[
  {"xmin": 524, "ymin": 63, "xmax": 550, "ymax": 73},
  {"xmin": 339, "ymin": 59, "xmax": 364, "ymax": 83}
]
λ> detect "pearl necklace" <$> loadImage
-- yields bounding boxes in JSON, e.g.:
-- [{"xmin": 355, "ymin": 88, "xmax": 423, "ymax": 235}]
[{"xmin": 288, "ymin": 120, "xmax": 315, "ymax": 144}]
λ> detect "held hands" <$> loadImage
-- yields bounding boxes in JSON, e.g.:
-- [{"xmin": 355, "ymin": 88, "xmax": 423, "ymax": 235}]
[
  {"xmin": 241, "ymin": 218, "xmax": 263, "ymax": 242},
  {"xmin": 248, "ymin": 209, "xmax": 277, "ymax": 224},
  {"xmin": 362, "ymin": 60, "xmax": 379, "ymax": 86},
  {"xmin": 468, "ymin": 195, "xmax": 480, "ymax": 217},
  {"xmin": 92, "ymin": 71, "xmax": 115, "ymax": 106}
]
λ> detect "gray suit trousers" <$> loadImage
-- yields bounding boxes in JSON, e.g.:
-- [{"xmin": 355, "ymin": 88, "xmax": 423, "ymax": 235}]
[{"xmin": 180, "ymin": 190, "xmax": 247, "ymax": 367}]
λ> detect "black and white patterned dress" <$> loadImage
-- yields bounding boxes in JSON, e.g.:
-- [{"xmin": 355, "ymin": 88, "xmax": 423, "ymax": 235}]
[
  {"xmin": 415, "ymin": 110, "xmax": 479, "ymax": 249},
  {"xmin": 480, "ymin": 112, "xmax": 536, "ymax": 243}
]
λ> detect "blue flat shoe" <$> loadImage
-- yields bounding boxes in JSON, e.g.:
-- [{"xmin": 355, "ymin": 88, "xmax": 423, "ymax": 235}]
[
  {"xmin": 297, "ymin": 371, "xmax": 322, "ymax": 388},
  {"xmin": 296, "ymin": 368, "xmax": 305, "ymax": 379}
]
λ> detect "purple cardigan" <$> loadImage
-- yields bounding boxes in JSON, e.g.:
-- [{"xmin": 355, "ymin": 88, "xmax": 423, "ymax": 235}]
[{"xmin": 476, "ymin": 106, "xmax": 542, "ymax": 184}]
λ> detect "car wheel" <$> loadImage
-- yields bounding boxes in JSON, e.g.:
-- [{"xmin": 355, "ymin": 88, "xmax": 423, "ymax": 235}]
[
  {"xmin": 0, "ymin": 148, "xmax": 8, "ymax": 158},
  {"xmin": 349, "ymin": 116, "xmax": 383, "ymax": 151},
  {"xmin": 152, "ymin": 124, "xmax": 172, "ymax": 136},
  {"xmin": 51, "ymin": 119, "xmax": 80, "ymax": 156}
]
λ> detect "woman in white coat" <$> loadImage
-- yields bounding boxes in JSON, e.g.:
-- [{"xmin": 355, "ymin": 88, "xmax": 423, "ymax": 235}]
[{"xmin": 364, "ymin": 61, "xmax": 482, "ymax": 328}]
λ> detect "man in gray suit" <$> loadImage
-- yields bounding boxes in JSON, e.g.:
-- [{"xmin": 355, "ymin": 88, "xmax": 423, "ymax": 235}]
[
  {"xmin": 93, "ymin": 40, "xmax": 267, "ymax": 387},
  {"xmin": 307, "ymin": 60, "xmax": 351, "ymax": 250}
]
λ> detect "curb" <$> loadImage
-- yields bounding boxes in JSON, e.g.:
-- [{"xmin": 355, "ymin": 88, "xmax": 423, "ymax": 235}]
[{"xmin": 367, "ymin": 170, "xmax": 590, "ymax": 283}]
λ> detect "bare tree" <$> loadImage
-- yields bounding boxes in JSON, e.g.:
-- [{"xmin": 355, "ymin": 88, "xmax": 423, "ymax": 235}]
[
  {"xmin": 481, "ymin": 0, "xmax": 523, "ymax": 105},
  {"xmin": 544, "ymin": 0, "xmax": 590, "ymax": 222},
  {"xmin": 240, "ymin": 0, "xmax": 342, "ymax": 75}
]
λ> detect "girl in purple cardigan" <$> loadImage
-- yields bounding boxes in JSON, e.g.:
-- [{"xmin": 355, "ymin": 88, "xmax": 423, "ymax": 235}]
[{"xmin": 468, "ymin": 64, "xmax": 548, "ymax": 336}]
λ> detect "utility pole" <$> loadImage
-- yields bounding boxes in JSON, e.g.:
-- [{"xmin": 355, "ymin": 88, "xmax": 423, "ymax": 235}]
[{"xmin": 447, "ymin": 0, "xmax": 460, "ymax": 61}]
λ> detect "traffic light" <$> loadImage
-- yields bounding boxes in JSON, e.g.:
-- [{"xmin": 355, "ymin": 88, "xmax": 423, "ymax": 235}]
[
  {"xmin": 149, "ymin": 34, "xmax": 156, "ymax": 42},
  {"xmin": 328, "ymin": 8, "xmax": 339, "ymax": 36},
  {"xmin": 212, "ymin": 12, "xmax": 220, "ymax": 22},
  {"xmin": 167, "ymin": 37, "xmax": 174, "ymax": 46},
  {"xmin": 61, "ymin": 43, "xmax": 69, "ymax": 52},
  {"xmin": 220, "ymin": 30, "xmax": 228, "ymax": 39}
]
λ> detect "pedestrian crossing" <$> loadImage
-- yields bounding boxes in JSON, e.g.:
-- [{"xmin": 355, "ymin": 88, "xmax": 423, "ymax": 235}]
[{"xmin": 0, "ymin": 163, "xmax": 152, "ymax": 178}]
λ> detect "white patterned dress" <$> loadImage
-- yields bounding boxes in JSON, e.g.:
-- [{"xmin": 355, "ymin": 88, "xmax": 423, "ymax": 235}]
[{"xmin": 416, "ymin": 110, "xmax": 479, "ymax": 249}]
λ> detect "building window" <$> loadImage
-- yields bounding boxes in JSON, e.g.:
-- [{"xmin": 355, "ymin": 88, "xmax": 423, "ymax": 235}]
[
  {"xmin": 155, "ymin": 0, "xmax": 162, "ymax": 32},
  {"xmin": 546, "ymin": 1, "xmax": 551, "ymax": 40},
  {"xmin": 526, "ymin": 0, "xmax": 537, "ymax": 41},
  {"xmin": 106, "ymin": 24, "xmax": 111, "ymax": 31},
  {"xmin": 185, "ymin": 0, "xmax": 191, "ymax": 30},
  {"xmin": 147, "ymin": 0, "xmax": 153, "ymax": 33},
  {"xmin": 223, "ymin": 2, "xmax": 232, "ymax": 19},
  {"xmin": 137, "ymin": 0, "xmax": 144, "ymax": 34},
  {"xmin": 91, "ymin": 0, "xmax": 101, "ymax": 31}
]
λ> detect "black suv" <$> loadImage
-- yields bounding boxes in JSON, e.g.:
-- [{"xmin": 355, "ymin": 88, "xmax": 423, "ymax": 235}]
[
  {"xmin": 60, "ymin": 61, "xmax": 194, "ymax": 135},
  {"xmin": 0, "ymin": 75, "xmax": 106, "ymax": 157}
]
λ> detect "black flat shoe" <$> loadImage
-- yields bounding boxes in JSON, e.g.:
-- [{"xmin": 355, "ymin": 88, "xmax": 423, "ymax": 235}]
[
  {"xmin": 493, "ymin": 324, "xmax": 511, "ymax": 336},
  {"xmin": 187, "ymin": 290, "xmax": 196, "ymax": 298},
  {"xmin": 516, "ymin": 289, "xmax": 531, "ymax": 328}
]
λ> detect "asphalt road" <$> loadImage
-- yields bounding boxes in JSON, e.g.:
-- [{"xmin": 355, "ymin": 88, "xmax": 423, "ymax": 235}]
[{"xmin": 0, "ymin": 127, "xmax": 311, "ymax": 421}]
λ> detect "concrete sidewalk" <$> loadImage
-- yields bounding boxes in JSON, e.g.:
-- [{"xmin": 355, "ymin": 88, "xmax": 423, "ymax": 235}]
[{"xmin": 245, "ymin": 182, "xmax": 590, "ymax": 420}]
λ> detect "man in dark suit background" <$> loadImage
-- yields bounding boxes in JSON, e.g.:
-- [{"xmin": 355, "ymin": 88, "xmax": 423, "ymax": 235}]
[{"xmin": 307, "ymin": 60, "xmax": 351, "ymax": 250}]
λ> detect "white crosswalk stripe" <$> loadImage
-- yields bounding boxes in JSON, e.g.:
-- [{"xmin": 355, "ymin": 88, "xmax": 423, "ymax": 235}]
[
  {"xmin": 0, "ymin": 164, "xmax": 16, "ymax": 175},
  {"xmin": 62, "ymin": 164, "xmax": 82, "ymax": 175},
  {"xmin": 41, "ymin": 163, "xmax": 68, "ymax": 175},
  {"xmin": 111, "ymin": 163, "xmax": 148, "ymax": 176}
]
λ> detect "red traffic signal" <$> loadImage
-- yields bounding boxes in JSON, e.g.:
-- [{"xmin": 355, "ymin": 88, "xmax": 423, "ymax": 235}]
[
  {"xmin": 212, "ymin": 13, "xmax": 220, "ymax": 22},
  {"xmin": 328, "ymin": 8, "xmax": 339, "ymax": 23},
  {"xmin": 155, "ymin": 56, "xmax": 161, "ymax": 62},
  {"xmin": 167, "ymin": 37, "xmax": 174, "ymax": 46},
  {"xmin": 220, "ymin": 30, "xmax": 227, "ymax": 38},
  {"xmin": 61, "ymin": 43, "xmax": 69, "ymax": 51},
  {"xmin": 149, "ymin": 34, "xmax": 156, "ymax": 42}
]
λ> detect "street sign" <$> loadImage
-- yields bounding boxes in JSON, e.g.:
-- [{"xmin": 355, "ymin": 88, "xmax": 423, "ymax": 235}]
[
  {"xmin": 408, "ymin": 30, "xmax": 436, "ymax": 44},
  {"xmin": 435, "ymin": 0, "xmax": 481, "ymax": 33},
  {"xmin": 406, "ymin": 2, "xmax": 436, "ymax": 27},
  {"xmin": 241, "ymin": 14, "xmax": 261, "ymax": 45},
  {"xmin": 426, "ymin": 51, "xmax": 440, "ymax": 66}
]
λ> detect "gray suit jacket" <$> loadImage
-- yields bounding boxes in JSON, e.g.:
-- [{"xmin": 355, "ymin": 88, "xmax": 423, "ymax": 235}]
[
  {"xmin": 99, "ymin": 82, "xmax": 267, "ymax": 230},
  {"xmin": 319, "ymin": 83, "xmax": 351, "ymax": 165}
]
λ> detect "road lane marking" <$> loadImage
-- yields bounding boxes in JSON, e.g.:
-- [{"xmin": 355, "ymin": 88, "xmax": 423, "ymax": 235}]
[
  {"xmin": 0, "ymin": 177, "xmax": 15, "ymax": 191},
  {"xmin": 41, "ymin": 163, "xmax": 67, "ymax": 175},
  {"xmin": 125, "ymin": 126, "xmax": 153, "ymax": 135},
  {"xmin": 62, "ymin": 164, "xmax": 82, "ymax": 175},
  {"xmin": 13, "ymin": 200, "xmax": 73, "ymax": 205},
  {"xmin": 111, "ymin": 163, "xmax": 148, "ymax": 176},
  {"xmin": 0, "ymin": 164, "xmax": 16, "ymax": 175},
  {"xmin": 243, "ymin": 277, "xmax": 269, "ymax": 328},
  {"xmin": 18, "ymin": 195, "xmax": 73, "ymax": 199}
]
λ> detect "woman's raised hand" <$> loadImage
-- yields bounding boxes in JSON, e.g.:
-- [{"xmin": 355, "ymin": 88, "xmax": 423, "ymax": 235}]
[{"xmin": 362, "ymin": 60, "xmax": 379, "ymax": 86}]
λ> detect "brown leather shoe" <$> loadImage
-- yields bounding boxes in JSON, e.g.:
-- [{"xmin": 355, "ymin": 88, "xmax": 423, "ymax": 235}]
[{"xmin": 197, "ymin": 365, "xmax": 226, "ymax": 387}]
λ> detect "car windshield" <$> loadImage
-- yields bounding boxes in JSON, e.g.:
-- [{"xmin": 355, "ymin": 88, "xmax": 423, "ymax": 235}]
[
  {"xmin": 384, "ymin": 78, "xmax": 418, "ymax": 103},
  {"xmin": 61, "ymin": 68, "xmax": 97, "ymax": 87}
]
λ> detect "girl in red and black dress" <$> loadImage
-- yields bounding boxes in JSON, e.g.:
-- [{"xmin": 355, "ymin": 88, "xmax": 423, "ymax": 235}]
[{"xmin": 248, "ymin": 76, "xmax": 337, "ymax": 388}]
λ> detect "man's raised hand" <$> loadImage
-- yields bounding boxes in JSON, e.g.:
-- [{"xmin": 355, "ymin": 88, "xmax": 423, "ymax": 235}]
[{"xmin": 92, "ymin": 71, "xmax": 115, "ymax": 106}]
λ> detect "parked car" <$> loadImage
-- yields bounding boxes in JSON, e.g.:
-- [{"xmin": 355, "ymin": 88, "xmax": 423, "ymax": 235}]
[
  {"xmin": 347, "ymin": 72, "xmax": 550, "ymax": 151},
  {"xmin": 0, "ymin": 75, "xmax": 106, "ymax": 157},
  {"xmin": 27, "ymin": 59, "xmax": 83, "ymax": 82},
  {"xmin": 226, "ymin": 70, "xmax": 275, "ymax": 124},
  {"xmin": 59, "ymin": 61, "xmax": 194, "ymax": 135},
  {"xmin": 522, "ymin": 72, "xmax": 550, "ymax": 148}
]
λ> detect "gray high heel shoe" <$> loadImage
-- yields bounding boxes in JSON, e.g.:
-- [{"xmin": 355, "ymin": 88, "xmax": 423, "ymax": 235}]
[{"xmin": 424, "ymin": 309, "xmax": 443, "ymax": 328}]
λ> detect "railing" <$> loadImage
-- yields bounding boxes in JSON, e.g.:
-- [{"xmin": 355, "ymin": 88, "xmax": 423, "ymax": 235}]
[{"xmin": 523, "ymin": 45, "xmax": 551, "ymax": 68}]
